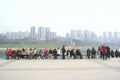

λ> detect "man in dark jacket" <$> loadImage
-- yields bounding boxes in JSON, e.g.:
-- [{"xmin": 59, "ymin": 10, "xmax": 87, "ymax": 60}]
[
  {"xmin": 87, "ymin": 48, "xmax": 91, "ymax": 59},
  {"xmin": 92, "ymin": 47, "xmax": 96, "ymax": 58},
  {"xmin": 62, "ymin": 46, "xmax": 66, "ymax": 59}
]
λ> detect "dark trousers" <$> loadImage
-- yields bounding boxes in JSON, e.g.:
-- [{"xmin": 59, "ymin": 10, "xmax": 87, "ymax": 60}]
[
  {"xmin": 62, "ymin": 53, "xmax": 65, "ymax": 59},
  {"xmin": 70, "ymin": 54, "xmax": 76, "ymax": 59},
  {"xmin": 107, "ymin": 52, "xmax": 110, "ymax": 58},
  {"xmin": 54, "ymin": 54, "xmax": 57, "ymax": 59},
  {"xmin": 92, "ymin": 53, "xmax": 96, "ymax": 58},
  {"xmin": 87, "ymin": 54, "xmax": 90, "ymax": 59},
  {"xmin": 32, "ymin": 54, "xmax": 38, "ymax": 59},
  {"xmin": 103, "ymin": 54, "xmax": 107, "ymax": 60}
]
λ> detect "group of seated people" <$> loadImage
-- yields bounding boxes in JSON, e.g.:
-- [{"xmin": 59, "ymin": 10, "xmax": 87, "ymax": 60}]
[
  {"xmin": 5, "ymin": 46, "xmax": 120, "ymax": 60},
  {"xmin": 5, "ymin": 47, "xmax": 83, "ymax": 59}
]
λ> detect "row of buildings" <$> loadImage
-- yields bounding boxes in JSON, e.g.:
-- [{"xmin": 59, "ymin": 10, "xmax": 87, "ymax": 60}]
[
  {"xmin": 2, "ymin": 26, "xmax": 57, "ymax": 40},
  {"xmin": 1, "ymin": 26, "xmax": 120, "ymax": 43},
  {"xmin": 5, "ymin": 31, "xmax": 30, "ymax": 40},
  {"xmin": 66, "ymin": 29, "xmax": 120, "ymax": 42},
  {"xmin": 103, "ymin": 32, "xmax": 120, "ymax": 42},
  {"xmin": 66, "ymin": 30, "xmax": 97, "ymax": 42},
  {"xmin": 31, "ymin": 26, "xmax": 57, "ymax": 40}
]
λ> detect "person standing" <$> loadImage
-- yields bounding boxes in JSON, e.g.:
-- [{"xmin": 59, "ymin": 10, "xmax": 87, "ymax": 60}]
[
  {"xmin": 87, "ymin": 48, "xmax": 91, "ymax": 59},
  {"xmin": 106, "ymin": 46, "xmax": 110, "ymax": 58},
  {"xmin": 62, "ymin": 46, "xmax": 66, "ymax": 59},
  {"xmin": 101, "ymin": 46, "xmax": 107, "ymax": 60},
  {"xmin": 92, "ymin": 47, "xmax": 96, "ymax": 59}
]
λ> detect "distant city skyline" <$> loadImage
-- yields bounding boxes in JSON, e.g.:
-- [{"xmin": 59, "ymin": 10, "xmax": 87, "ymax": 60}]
[
  {"xmin": 1, "ymin": 26, "xmax": 120, "ymax": 42},
  {"xmin": 0, "ymin": 26, "xmax": 120, "ymax": 37},
  {"xmin": 0, "ymin": 0, "xmax": 120, "ymax": 36}
]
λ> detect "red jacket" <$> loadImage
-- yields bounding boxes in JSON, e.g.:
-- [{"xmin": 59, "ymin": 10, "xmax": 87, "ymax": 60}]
[
  {"xmin": 100, "ymin": 46, "xmax": 106, "ymax": 54},
  {"xmin": 100, "ymin": 47, "xmax": 103, "ymax": 53},
  {"xmin": 8, "ymin": 49, "xmax": 13, "ymax": 56}
]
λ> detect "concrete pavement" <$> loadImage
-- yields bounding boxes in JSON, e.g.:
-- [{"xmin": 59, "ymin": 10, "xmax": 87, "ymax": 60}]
[{"xmin": 0, "ymin": 58, "xmax": 120, "ymax": 80}]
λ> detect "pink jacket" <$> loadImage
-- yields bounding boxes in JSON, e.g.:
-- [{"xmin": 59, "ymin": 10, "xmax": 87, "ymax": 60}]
[{"xmin": 44, "ymin": 50, "xmax": 49, "ymax": 55}]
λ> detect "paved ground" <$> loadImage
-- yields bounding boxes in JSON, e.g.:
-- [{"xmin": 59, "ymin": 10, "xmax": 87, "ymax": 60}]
[{"xmin": 0, "ymin": 58, "xmax": 120, "ymax": 80}]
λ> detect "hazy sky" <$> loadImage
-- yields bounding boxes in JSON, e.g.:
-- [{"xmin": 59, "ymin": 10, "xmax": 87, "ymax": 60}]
[{"xmin": 0, "ymin": 0, "xmax": 120, "ymax": 36}]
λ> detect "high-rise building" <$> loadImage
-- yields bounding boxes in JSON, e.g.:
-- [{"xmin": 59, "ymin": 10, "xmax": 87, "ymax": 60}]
[
  {"xmin": 113, "ymin": 32, "xmax": 118, "ymax": 42},
  {"xmin": 31, "ymin": 26, "xmax": 36, "ymax": 39},
  {"xmin": 119, "ymin": 32, "xmax": 120, "ymax": 40},
  {"xmin": 83, "ymin": 30, "xmax": 91, "ymax": 41},
  {"xmin": 91, "ymin": 31, "xmax": 97, "ymax": 41},
  {"xmin": 6, "ymin": 31, "xmax": 11, "ymax": 39},
  {"xmin": 23, "ymin": 31, "xmax": 30, "ymax": 39},
  {"xmin": 50, "ymin": 32, "xmax": 57, "ymax": 39},
  {"xmin": 108, "ymin": 32, "xmax": 112, "ymax": 42},
  {"xmin": 11, "ymin": 32, "xmax": 16, "ymax": 39},
  {"xmin": 77, "ymin": 29, "xmax": 84, "ymax": 40},
  {"xmin": 38, "ymin": 27, "xmax": 45, "ymax": 40},
  {"xmin": 71, "ymin": 29, "xmax": 77, "ymax": 39},
  {"xmin": 17, "ymin": 31, "xmax": 22, "ymax": 39},
  {"xmin": 103, "ymin": 32, "xmax": 107, "ymax": 42},
  {"xmin": 45, "ymin": 27, "xmax": 50, "ymax": 40}
]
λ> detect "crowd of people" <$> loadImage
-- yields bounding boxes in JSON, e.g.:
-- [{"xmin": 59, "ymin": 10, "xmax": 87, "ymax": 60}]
[
  {"xmin": 5, "ymin": 45, "xmax": 120, "ymax": 60},
  {"xmin": 87, "ymin": 46, "xmax": 120, "ymax": 60}
]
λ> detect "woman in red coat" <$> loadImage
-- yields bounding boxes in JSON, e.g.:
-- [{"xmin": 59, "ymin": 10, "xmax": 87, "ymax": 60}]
[
  {"xmin": 7, "ymin": 48, "xmax": 13, "ymax": 59},
  {"xmin": 100, "ymin": 46, "xmax": 107, "ymax": 60}
]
